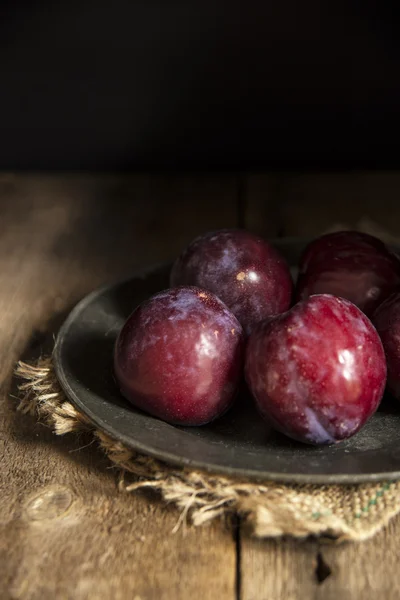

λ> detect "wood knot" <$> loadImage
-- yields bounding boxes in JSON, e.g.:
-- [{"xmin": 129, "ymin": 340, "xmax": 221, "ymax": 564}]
[{"xmin": 25, "ymin": 486, "xmax": 74, "ymax": 521}]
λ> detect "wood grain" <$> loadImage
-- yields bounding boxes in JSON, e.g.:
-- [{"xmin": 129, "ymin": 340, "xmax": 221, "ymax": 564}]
[
  {"xmin": 242, "ymin": 174, "xmax": 282, "ymax": 238},
  {"xmin": 242, "ymin": 173, "xmax": 282, "ymax": 238},
  {"xmin": 277, "ymin": 171, "xmax": 400, "ymax": 238},
  {"xmin": 240, "ymin": 536, "xmax": 318, "ymax": 600},
  {"xmin": 0, "ymin": 176, "xmax": 238, "ymax": 600},
  {"xmin": 315, "ymin": 517, "xmax": 400, "ymax": 600},
  {"xmin": 242, "ymin": 171, "xmax": 400, "ymax": 240}
]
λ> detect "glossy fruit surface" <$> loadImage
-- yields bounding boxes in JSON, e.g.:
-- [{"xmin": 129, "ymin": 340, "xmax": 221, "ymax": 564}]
[
  {"xmin": 296, "ymin": 232, "xmax": 400, "ymax": 316},
  {"xmin": 171, "ymin": 229, "xmax": 293, "ymax": 334},
  {"xmin": 245, "ymin": 294, "xmax": 386, "ymax": 445},
  {"xmin": 373, "ymin": 292, "xmax": 400, "ymax": 400},
  {"xmin": 114, "ymin": 286, "xmax": 244, "ymax": 425}
]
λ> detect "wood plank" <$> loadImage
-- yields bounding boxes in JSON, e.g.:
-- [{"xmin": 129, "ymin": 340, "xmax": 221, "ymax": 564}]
[
  {"xmin": 242, "ymin": 174, "xmax": 282, "ymax": 238},
  {"xmin": 0, "ymin": 176, "xmax": 238, "ymax": 600},
  {"xmin": 276, "ymin": 171, "xmax": 400, "ymax": 238},
  {"xmin": 241, "ymin": 519, "xmax": 400, "ymax": 600},
  {"xmin": 315, "ymin": 515, "xmax": 400, "ymax": 600},
  {"xmin": 240, "ymin": 536, "xmax": 319, "ymax": 600},
  {"xmin": 242, "ymin": 171, "xmax": 400, "ymax": 239}
]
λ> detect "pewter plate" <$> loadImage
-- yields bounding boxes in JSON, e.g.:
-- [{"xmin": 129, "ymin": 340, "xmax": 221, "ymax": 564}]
[{"xmin": 53, "ymin": 239, "xmax": 400, "ymax": 483}]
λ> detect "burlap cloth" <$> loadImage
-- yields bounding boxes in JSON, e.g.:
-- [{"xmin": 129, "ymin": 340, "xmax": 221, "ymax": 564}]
[{"xmin": 14, "ymin": 357, "xmax": 400, "ymax": 543}]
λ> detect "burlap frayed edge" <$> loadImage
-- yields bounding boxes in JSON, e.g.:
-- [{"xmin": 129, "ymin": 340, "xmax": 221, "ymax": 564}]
[{"xmin": 14, "ymin": 357, "xmax": 400, "ymax": 542}]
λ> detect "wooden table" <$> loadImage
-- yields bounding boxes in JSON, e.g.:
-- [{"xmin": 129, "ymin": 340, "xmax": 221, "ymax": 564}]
[{"xmin": 2, "ymin": 173, "xmax": 400, "ymax": 599}]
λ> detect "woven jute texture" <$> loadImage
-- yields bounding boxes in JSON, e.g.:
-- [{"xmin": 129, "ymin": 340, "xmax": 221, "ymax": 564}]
[{"xmin": 14, "ymin": 358, "xmax": 400, "ymax": 543}]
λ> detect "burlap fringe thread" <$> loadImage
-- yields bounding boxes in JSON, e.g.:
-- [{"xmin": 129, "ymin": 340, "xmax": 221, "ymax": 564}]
[{"xmin": 14, "ymin": 358, "xmax": 400, "ymax": 542}]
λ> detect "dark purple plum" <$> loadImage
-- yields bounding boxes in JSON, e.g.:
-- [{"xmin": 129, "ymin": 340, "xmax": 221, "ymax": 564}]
[
  {"xmin": 296, "ymin": 231, "xmax": 400, "ymax": 316},
  {"xmin": 171, "ymin": 229, "xmax": 293, "ymax": 334},
  {"xmin": 114, "ymin": 286, "xmax": 244, "ymax": 425},
  {"xmin": 299, "ymin": 231, "xmax": 389, "ymax": 275},
  {"xmin": 296, "ymin": 250, "xmax": 400, "ymax": 316},
  {"xmin": 245, "ymin": 294, "xmax": 386, "ymax": 445},
  {"xmin": 373, "ymin": 292, "xmax": 400, "ymax": 400}
]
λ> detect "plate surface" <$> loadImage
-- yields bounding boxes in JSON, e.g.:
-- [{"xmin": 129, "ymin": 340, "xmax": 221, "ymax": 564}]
[{"xmin": 53, "ymin": 239, "xmax": 400, "ymax": 483}]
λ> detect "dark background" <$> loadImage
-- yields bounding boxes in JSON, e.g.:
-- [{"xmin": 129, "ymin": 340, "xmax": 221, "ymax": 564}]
[{"xmin": 1, "ymin": 1, "xmax": 399, "ymax": 170}]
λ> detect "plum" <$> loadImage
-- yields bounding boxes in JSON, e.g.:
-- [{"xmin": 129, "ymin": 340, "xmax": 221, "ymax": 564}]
[
  {"xmin": 245, "ymin": 294, "xmax": 386, "ymax": 445},
  {"xmin": 372, "ymin": 292, "xmax": 400, "ymax": 400},
  {"xmin": 114, "ymin": 286, "xmax": 244, "ymax": 425},
  {"xmin": 171, "ymin": 229, "xmax": 293, "ymax": 334},
  {"xmin": 299, "ymin": 231, "xmax": 389, "ymax": 274},
  {"xmin": 296, "ymin": 233, "xmax": 400, "ymax": 316}
]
